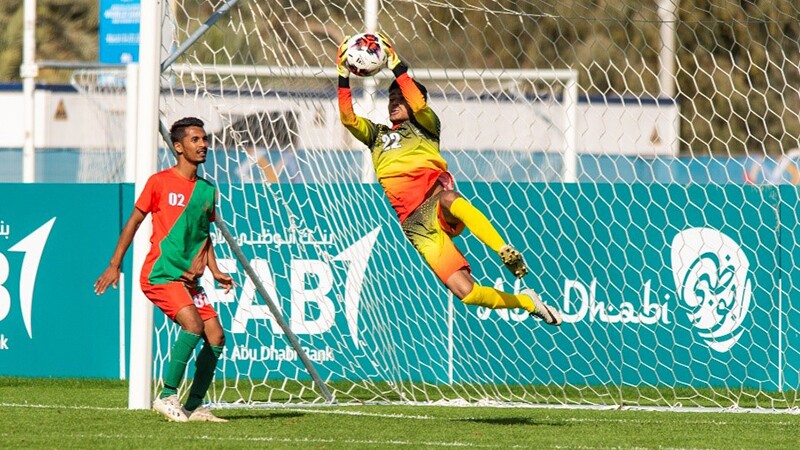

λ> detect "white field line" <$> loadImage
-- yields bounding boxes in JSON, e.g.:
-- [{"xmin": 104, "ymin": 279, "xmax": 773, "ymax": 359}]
[
  {"xmin": 276, "ymin": 408, "xmax": 800, "ymax": 427},
  {"xmin": 551, "ymin": 447, "xmax": 718, "ymax": 450},
  {"xmin": 0, "ymin": 432, "xmax": 528, "ymax": 448},
  {"xmin": 1, "ymin": 402, "xmax": 799, "ymax": 427},
  {"xmin": 0, "ymin": 402, "xmax": 124, "ymax": 411},
  {"xmin": 0, "ymin": 432, "xmax": 730, "ymax": 450},
  {"xmin": 0, "ymin": 402, "xmax": 432, "ymax": 419}
]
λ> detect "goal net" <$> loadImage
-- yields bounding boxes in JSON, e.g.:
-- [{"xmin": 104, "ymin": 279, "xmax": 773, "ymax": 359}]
[
  {"xmin": 69, "ymin": 68, "xmax": 129, "ymax": 182},
  {"xmin": 149, "ymin": 0, "xmax": 800, "ymax": 410}
]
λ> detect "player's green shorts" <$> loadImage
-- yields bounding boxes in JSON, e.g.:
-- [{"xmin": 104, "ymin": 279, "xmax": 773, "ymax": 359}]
[{"xmin": 401, "ymin": 191, "xmax": 469, "ymax": 284}]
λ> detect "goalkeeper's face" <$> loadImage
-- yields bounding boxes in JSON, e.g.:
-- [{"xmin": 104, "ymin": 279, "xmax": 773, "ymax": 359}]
[{"xmin": 388, "ymin": 88, "xmax": 410, "ymax": 124}]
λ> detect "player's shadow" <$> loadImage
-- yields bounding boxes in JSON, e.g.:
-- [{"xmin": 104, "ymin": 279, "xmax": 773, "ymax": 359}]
[
  {"xmin": 459, "ymin": 417, "xmax": 564, "ymax": 426},
  {"xmin": 224, "ymin": 411, "xmax": 305, "ymax": 420}
]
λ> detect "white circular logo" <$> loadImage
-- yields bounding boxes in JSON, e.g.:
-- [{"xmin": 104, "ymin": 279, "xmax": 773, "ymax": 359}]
[{"xmin": 670, "ymin": 227, "xmax": 752, "ymax": 352}]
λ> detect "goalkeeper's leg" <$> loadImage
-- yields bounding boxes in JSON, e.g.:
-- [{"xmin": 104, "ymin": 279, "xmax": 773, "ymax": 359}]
[
  {"xmin": 440, "ymin": 191, "xmax": 528, "ymax": 279},
  {"xmin": 401, "ymin": 202, "xmax": 559, "ymax": 325},
  {"xmin": 447, "ymin": 269, "xmax": 531, "ymax": 309},
  {"xmin": 448, "ymin": 270, "xmax": 561, "ymax": 326}
]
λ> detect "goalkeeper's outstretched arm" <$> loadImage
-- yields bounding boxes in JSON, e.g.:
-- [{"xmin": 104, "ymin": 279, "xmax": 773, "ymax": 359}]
[
  {"xmin": 378, "ymin": 33, "xmax": 440, "ymax": 138},
  {"xmin": 336, "ymin": 36, "xmax": 378, "ymax": 146}
]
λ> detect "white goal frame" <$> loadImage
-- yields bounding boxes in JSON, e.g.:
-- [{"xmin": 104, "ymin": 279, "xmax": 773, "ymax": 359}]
[
  {"xmin": 169, "ymin": 62, "xmax": 579, "ymax": 183},
  {"xmin": 128, "ymin": 0, "xmax": 579, "ymax": 411},
  {"xmin": 129, "ymin": 58, "xmax": 578, "ymax": 409}
]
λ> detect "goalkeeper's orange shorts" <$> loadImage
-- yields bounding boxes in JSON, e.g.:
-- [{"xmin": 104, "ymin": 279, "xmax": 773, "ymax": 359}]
[
  {"xmin": 401, "ymin": 190, "xmax": 469, "ymax": 284},
  {"xmin": 141, "ymin": 280, "xmax": 217, "ymax": 322}
]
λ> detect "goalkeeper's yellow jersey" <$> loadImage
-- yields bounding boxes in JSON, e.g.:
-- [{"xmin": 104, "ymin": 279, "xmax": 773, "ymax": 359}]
[{"xmin": 339, "ymin": 74, "xmax": 447, "ymax": 222}]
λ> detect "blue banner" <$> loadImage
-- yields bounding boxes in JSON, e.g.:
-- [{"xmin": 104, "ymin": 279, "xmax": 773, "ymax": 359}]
[{"xmin": 99, "ymin": 0, "xmax": 140, "ymax": 64}]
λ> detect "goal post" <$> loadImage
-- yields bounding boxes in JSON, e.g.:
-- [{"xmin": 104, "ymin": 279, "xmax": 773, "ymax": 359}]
[
  {"xmin": 125, "ymin": 0, "xmax": 800, "ymax": 412},
  {"xmin": 127, "ymin": 0, "xmax": 160, "ymax": 410}
]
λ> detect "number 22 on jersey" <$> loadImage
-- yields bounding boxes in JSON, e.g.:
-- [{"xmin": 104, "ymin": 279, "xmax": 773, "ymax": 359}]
[{"xmin": 382, "ymin": 132, "xmax": 401, "ymax": 150}]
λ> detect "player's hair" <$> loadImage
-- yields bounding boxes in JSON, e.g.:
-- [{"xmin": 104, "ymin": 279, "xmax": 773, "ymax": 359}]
[
  {"xmin": 389, "ymin": 79, "xmax": 428, "ymax": 101},
  {"xmin": 170, "ymin": 117, "xmax": 205, "ymax": 144}
]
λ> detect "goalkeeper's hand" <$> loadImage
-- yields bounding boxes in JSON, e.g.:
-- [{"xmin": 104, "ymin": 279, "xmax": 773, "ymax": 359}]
[
  {"xmin": 336, "ymin": 35, "xmax": 351, "ymax": 78},
  {"xmin": 377, "ymin": 32, "xmax": 402, "ymax": 70}
]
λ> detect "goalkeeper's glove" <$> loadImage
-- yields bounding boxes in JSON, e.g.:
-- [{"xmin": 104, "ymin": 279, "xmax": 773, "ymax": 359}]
[
  {"xmin": 336, "ymin": 35, "xmax": 351, "ymax": 78},
  {"xmin": 377, "ymin": 32, "xmax": 402, "ymax": 70}
]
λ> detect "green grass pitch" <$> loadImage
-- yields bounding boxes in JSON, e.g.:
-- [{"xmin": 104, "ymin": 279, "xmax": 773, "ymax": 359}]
[{"xmin": 1, "ymin": 377, "xmax": 799, "ymax": 449}]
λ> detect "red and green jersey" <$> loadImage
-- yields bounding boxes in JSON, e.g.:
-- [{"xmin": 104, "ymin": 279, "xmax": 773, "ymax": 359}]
[
  {"xmin": 339, "ymin": 73, "xmax": 447, "ymax": 222},
  {"xmin": 135, "ymin": 168, "xmax": 216, "ymax": 285}
]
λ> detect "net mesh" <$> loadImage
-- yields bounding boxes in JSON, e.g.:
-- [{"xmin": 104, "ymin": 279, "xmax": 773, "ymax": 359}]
[
  {"xmin": 147, "ymin": 0, "xmax": 800, "ymax": 410},
  {"xmin": 69, "ymin": 69, "xmax": 128, "ymax": 182}
]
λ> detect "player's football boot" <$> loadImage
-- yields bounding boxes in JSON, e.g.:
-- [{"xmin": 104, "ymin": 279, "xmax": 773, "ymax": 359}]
[
  {"xmin": 184, "ymin": 406, "xmax": 228, "ymax": 423},
  {"xmin": 522, "ymin": 289, "xmax": 562, "ymax": 326},
  {"xmin": 152, "ymin": 395, "xmax": 189, "ymax": 422},
  {"xmin": 499, "ymin": 245, "xmax": 528, "ymax": 278}
]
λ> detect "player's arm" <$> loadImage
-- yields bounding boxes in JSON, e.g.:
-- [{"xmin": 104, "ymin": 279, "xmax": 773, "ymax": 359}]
[
  {"xmin": 206, "ymin": 196, "xmax": 234, "ymax": 293},
  {"xmin": 378, "ymin": 33, "xmax": 441, "ymax": 138},
  {"xmin": 206, "ymin": 236, "xmax": 234, "ymax": 294},
  {"xmin": 94, "ymin": 207, "xmax": 146, "ymax": 295},
  {"xmin": 336, "ymin": 36, "xmax": 379, "ymax": 146}
]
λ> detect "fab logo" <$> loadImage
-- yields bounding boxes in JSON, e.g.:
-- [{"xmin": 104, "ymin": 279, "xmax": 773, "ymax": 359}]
[
  {"xmin": 202, "ymin": 227, "xmax": 381, "ymax": 349},
  {"xmin": 0, "ymin": 218, "xmax": 56, "ymax": 344}
]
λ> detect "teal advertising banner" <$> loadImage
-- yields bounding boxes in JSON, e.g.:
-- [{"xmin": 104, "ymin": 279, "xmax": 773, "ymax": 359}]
[
  {"xmin": 779, "ymin": 186, "xmax": 800, "ymax": 391},
  {"xmin": 0, "ymin": 184, "xmax": 127, "ymax": 378},
  {"xmin": 454, "ymin": 184, "xmax": 782, "ymax": 389},
  {"xmin": 1, "ymin": 183, "xmax": 798, "ymax": 393},
  {"xmin": 197, "ymin": 183, "xmax": 791, "ymax": 391}
]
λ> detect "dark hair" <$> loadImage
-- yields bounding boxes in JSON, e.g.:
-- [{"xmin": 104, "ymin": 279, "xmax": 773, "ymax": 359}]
[
  {"xmin": 389, "ymin": 79, "xmax": 428, "ymax": 101},
  {"xmin": 170, "ymin": 117, "xmax": 205, "ymax": 144}
]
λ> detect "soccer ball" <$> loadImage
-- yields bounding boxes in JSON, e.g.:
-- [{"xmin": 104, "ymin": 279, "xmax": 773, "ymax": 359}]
[{"xmin": 345, "ymin": 33, "xmax": 387, "ymax": 77}]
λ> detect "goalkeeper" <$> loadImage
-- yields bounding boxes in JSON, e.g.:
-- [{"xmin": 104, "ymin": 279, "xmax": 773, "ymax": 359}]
[{"xmin": 336, "ymin": 34, "xmax": 561, "ymax": 326}]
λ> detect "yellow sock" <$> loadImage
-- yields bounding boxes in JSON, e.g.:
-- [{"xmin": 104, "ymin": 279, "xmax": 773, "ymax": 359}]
[
  {"xmin": 449, "ymin": 197, "xmax": 506, "ymax": 253},
  {"xmin": 461, "ymin": 283, "xmax": 535, "ymax": 311}
]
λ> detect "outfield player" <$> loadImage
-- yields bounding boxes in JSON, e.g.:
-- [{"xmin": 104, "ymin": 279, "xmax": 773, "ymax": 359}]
[
  {"xmin": 336, "ymin": 35, "xmax": 562, "ymax": 326},
  {"xmin": 94, "ymin": 117, "xmax": 233, "ymax": 422}
]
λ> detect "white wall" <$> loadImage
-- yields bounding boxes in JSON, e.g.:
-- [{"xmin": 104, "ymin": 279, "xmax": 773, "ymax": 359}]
[
  {"xmin": 0, "ymin": 92, "xmax": 26, "ymax": 146},
  {"xmin": 0, "ymin": 85, "xmax": 679, "ymax": 156}
]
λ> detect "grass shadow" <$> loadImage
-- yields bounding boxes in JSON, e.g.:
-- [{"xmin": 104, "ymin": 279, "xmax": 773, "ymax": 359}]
[
  {"xmin": 459, "ymin": 417, "xmax": 566, "ymax": 426},
  {"xmin": 223, "ymin": 411, "xmax": 305, "ymax": 420}
]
